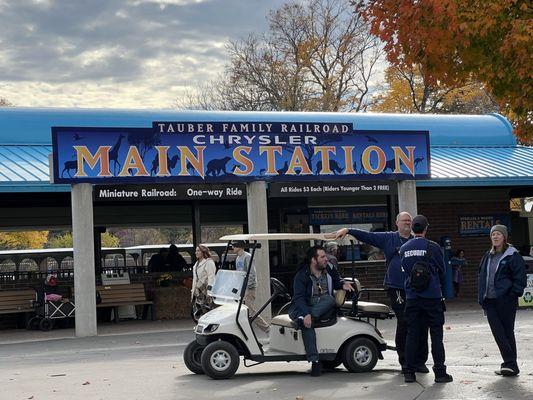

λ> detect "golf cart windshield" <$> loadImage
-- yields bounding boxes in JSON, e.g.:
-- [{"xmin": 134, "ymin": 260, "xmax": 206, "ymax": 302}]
[{"xmin": 208, "ymin": 269, "xmax": 246, "ymax": 305}]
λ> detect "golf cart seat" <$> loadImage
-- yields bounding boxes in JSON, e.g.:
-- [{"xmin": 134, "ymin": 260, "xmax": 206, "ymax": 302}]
[
  {"xmin": 342, "ymin": 300, "xmax": 392, "ymax": 319},
  {"xmin": 271, "ymin": 313, "xmax": 337, "ymax": 329},
  {"xmin": 338, "ymin": 278, "xmax": 394, "ymax": 320},
  {"xmin": 271, "ymin": 314, "xmax": 297, "ymax": 328}
]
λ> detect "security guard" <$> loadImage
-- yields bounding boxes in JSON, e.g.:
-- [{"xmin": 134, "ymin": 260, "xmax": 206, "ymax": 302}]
[{"xmin": 399, "ymin": 215, "xmax": 453, "ymax": 383}]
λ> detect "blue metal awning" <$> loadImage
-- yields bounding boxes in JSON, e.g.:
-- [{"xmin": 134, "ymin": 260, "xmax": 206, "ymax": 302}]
[
  {"xmin": 417, "ymin": 145, "xmax": 533, "ymax": 187},
  {"xmin": 0, "ymin": 144, "xmax": 532, "ymax": 192}
]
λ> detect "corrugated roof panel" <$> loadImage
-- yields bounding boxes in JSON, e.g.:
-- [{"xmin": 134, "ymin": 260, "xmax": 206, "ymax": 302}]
[
  {"xmin": 0, "ymin": 145, "xmax": 51, "ymax": 182},
  {"xmin": 430, "ymin": 147, "xmax": 533, "ymax": 180},
  {"xmin": 0, "ymin": 144, "xmax": 532, "ymax": 190}
]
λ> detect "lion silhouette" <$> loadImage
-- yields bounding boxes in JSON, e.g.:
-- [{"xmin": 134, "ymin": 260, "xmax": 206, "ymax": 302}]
[{"xmin": 206, "ymin": 156, "xmax": 232, "ymax": 176}]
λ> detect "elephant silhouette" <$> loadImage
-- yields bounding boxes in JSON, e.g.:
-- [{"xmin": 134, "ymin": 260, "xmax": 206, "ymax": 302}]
[
  {"xmin": 315, "ymin": 159, "xmax": 343, "ymax": 175},
  {"xmin": 206, "ymin": 156, "xmax": 232, "ymax": 176}
]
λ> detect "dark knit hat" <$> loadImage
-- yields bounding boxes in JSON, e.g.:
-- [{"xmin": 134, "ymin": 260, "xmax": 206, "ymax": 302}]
[
  {"xmin": 412, "ymin": 215, "xmax": 429, "ymax": 233},
  {"xmin": 490, "ymin": 225, "xmax": 508, "ymax": 240}
]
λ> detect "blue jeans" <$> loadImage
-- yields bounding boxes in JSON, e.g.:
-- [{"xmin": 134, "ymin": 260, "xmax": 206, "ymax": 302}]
[{"xmin": 290, "ymin": 295, "xmax": 336, "ymax": 362}]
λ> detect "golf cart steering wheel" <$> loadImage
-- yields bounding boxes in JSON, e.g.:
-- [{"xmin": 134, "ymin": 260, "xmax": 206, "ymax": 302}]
[{"xmin": 270, "ymin": 277, "xmax": 290, "ymax": 300}]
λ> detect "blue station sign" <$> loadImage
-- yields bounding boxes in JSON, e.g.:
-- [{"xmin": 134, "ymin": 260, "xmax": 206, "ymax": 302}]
[{"xmin": 51, "ymin": 122, "xmax": 430, "ymax": 184}]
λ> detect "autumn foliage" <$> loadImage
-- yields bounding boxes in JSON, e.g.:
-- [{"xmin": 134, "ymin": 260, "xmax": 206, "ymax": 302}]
[{"xmin": 357, "ymin": 0, "xmax": 532, "ymax": 143}]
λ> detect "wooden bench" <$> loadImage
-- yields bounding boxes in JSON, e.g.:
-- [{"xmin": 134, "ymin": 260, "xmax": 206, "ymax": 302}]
[
  {"xmin": 96, "ymin": 283, "xmax": 154, "ymax": 322},
  {"xmin": 0, "ymin": 289, "xmax": 35, "ymax": 316}
]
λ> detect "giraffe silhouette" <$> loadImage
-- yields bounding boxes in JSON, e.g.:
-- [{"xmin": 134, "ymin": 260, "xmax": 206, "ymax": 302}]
[
  {"xmin": 151, "ymin": 154, "xmax": 180, "ymax": 176},
  {"xmin": 109, "ymin": 134, "xmax": 125, "ymax": 175}
]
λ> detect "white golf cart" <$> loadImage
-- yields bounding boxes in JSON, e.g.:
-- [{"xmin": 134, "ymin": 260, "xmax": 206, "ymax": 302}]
[{"xmin": 183, "ymin": 233, "xmax": 394, "ymax": 379}]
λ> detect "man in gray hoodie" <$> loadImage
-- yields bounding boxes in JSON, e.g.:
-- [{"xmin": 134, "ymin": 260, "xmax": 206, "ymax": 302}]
[{"xmin": 233, "ymin": 241, "xmax": 269, "ymax": 332}]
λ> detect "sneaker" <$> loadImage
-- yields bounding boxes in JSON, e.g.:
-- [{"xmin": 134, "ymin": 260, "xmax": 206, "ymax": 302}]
[
  {"xmin": 415, "ymin": 365, "xmax": 430, "ymax": 374},
  {"xmin": 500, "ymin": 367, "xmax": 518, "ymax": 377},
  {"xmin": 404, "ymin": 372, "xmax": 416, "ymax": 383},
  {"xmin": 311, "ymin": 361, "xmax": 321, "ymax": 377},
  {"xmin": 435, "ymin": 373, "xmax": 453, "ymax": 383}
]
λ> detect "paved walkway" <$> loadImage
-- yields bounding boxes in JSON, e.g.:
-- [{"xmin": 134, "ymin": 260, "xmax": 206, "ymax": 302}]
[{"xmin": 1, "ymin": 300, "xmax": 532, "ymax": 400}]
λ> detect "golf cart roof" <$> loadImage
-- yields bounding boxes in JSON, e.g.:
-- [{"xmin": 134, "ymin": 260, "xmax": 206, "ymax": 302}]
[{"xmin": 219, "ymin": 233, "xmax": 330, "ymax": 241}]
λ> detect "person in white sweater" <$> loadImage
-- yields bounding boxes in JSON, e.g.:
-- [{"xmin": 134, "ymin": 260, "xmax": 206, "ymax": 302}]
[{"xmin": 191, "ymin": 244, "xmax": 217, "ymax": 305}]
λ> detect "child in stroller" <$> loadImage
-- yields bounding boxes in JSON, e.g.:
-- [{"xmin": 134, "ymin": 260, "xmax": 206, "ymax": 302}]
[{"xmin": 27, "ymin": 271, "xmax": 75, "ymax": 331}]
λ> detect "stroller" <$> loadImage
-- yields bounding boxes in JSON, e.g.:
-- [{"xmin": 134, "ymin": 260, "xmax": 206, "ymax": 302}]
[{"xmin": 27, "ymin": 273, "xmax": 75, "ymax": 331}]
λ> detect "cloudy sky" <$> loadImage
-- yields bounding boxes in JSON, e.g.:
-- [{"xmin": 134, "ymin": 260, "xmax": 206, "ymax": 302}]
[{"xmin": 0, "ymin": 0, "xmax": 286, "ymax": 109}]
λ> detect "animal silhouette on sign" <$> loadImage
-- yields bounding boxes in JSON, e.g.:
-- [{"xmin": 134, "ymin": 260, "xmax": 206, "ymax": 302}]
[
  {"xmin": 109, "ymin": 134, "xmax": 125, "ymax": 175},
  {"xmin": 206, "ymin": 156, "xmax": 232, "ymax": 176},
  {"xmin": 384, "ymin": 159, "xmax": 397, "ymax": 173},
  {"xmin": 73, "ymin": 133, "xmax": 84, "ymax": 141},
  {"xmin": 151, "ymin": 154, "xmax": 180, "ymax": 176},
  {"xmin": 315, "ymin": 159, "xmax": 343, "ymax": 175},
  {"xmin": 277, "ymin": 161, "xmax": 289, "ymax": 175},
  {"xmin": 414, "ymin": 157, "xmax": 425, "ymax": 168},
  {"xmin": 61, "ymin": 160, "xmax": 77, "ymax": 178},
  {"xmin": 365, "ymin": 135, "xmax": 379, "ymax": 144}
]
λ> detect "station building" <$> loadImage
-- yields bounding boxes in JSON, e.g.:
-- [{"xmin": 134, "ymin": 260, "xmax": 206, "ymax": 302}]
[{"xmin": 1, "ymin": 108, "xmax": 532, "ymax": 335}]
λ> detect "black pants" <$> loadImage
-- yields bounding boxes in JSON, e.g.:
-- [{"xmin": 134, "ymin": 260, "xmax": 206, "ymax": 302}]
[
  {"xmin": 404, "ymin": 298, "xmax": 446, "ymax": 376},
  {"xmin": 387, "ymin": 288, "xmax": 428, "ymax": 368},
  {"xmin": 483, "ymin": 295, "xmax": 519, "ymax": 372}
]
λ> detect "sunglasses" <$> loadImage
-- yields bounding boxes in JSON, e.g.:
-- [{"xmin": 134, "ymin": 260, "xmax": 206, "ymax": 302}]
[{"xmin": 316, "ymin": 281, "xmax": 323, "ymax": 296}]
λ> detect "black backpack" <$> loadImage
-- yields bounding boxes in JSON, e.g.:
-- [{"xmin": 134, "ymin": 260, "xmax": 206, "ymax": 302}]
[{"xmin": 409, "ymin": 242, "xmax": 432, "ymax": 292}]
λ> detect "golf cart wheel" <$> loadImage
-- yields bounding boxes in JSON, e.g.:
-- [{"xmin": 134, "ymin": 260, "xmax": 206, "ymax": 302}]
[
  {"xmin": 26, "ymin": 316, "xmax": 41, "ymax": 330},
  {"xmin": 201, "ymin": 340, "xmax": 240, "ymax": 379},
  {"xmin": 342, "ymin": 337, "xmax": 378, "ymax": 373},
  {"xmin": 39, "ymin": 318, "xmax": 54, "ymax": 332},
  {"xmin": 183, "ymin": 341, "xmax": 205, "ymax": 375}
]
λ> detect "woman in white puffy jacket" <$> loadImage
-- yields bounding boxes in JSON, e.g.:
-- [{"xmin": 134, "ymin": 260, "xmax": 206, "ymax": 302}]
[{"xmin": 191, "ymin": 244, "xmax": 217, "ymax": 304}]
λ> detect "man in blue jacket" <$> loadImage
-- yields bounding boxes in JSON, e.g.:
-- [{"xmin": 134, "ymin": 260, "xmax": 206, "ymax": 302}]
[
  {"xmin": 288, "ymin": 245, "xmax": 354, "ymax": 377},
  {"xmin": 333, "ymin": 212, "xmax": 428, "ymax": 373},
  {"xmin": 400, "ymin": 215, "xmax": 452, "ymax": 383}
]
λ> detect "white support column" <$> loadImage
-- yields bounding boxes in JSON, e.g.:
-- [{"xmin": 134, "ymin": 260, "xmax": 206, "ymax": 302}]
[
  {"xmin": 71, "ymin": 183, "xmax": 97, "ymax": 337},
  {"xmin": 246, "ymin": 181, "xmax": 271, "ymax": 321},
  {"xmin": 397, "ymin": 180, "xmax": 418, "ymax": 217}
]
